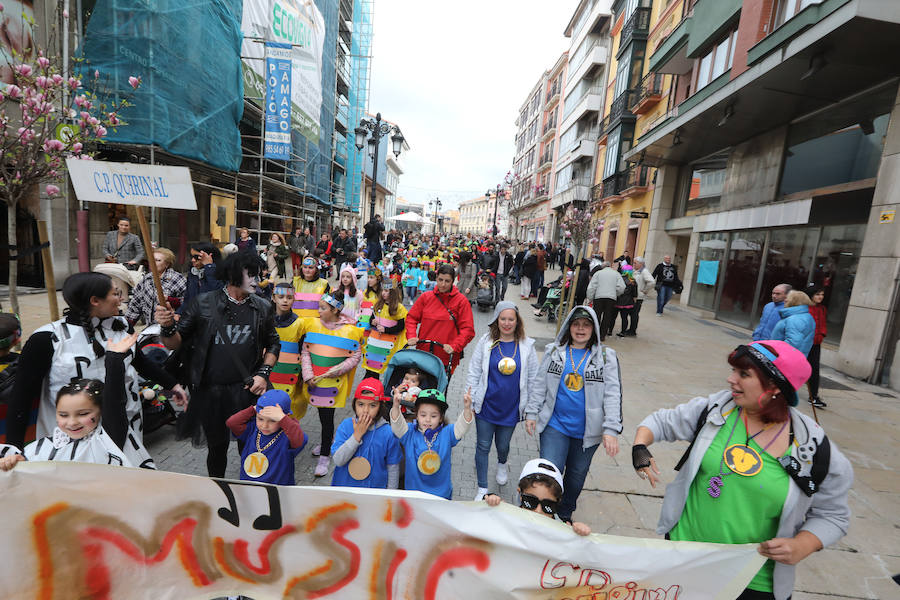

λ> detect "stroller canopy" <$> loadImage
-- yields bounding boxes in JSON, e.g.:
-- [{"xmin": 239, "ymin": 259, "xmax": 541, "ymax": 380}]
[{"xmin": 382, "ymin": 348, "xmax": 449, "ymax": 394}]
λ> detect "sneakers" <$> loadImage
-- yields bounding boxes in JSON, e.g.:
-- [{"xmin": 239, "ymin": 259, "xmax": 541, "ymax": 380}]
[
  {"xmin": 314, "ymin": 455, "xmax": 330, "ymax": 477},
  {"xmin": 809, "ymin": 397, "xmax": 827, "ymax": 408},
  {"xmin": 616, "ymin": 331, "xmax": 626, "ymax": 338},
  {"xmin": 496, "ymin": 462, "xmax": 509, "ymax": 485},
  {"xmin": 311, "ymin": 444, "xmax": 321, "ymax": 457},
  {"xmin": 474, "ymin": 487, "xmax": 489, "ymax": 502}
]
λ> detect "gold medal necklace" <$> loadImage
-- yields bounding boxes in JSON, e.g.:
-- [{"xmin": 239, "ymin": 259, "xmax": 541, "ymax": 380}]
[
  {"xmin": 564, "ymin": 345, "xmax": 589, "ymax": 392},
  {"xmin": 496, "ymin": 339, "xmax": 519, "ymax": 376},
  {"xmin": 243, "ymin": 429, "xmax": 283, "ymax": 478},
  {"xmin": 417, "ymin": 428, "xmax": 442, "ymax": 475}
]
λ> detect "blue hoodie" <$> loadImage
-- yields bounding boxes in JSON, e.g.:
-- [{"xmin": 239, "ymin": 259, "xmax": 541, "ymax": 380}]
[
  {"xmin": 753, "ymin": 301, "xmax": 784, "ymax": 341},
  {"xmin": 771, "ymin": 305, "xmax": 816, "ymax": 355}
]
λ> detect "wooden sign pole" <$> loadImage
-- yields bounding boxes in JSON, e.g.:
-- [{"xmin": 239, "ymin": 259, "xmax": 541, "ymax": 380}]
[
  {"xmin": 134, "ymin": 206, "xmax": 167, "ymax": 305},
  {"xmin": 36, "ymin": 221, "xmax": 59, "ymax": 321}
]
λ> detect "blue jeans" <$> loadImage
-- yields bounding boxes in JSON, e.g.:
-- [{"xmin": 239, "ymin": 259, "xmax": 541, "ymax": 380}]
[
  {"xmin": 656, "ymin": 285, "xmax": 674, "ymax": 313},
  {"xmin": 495, "ymin": 274, "xmax": 509, "ymax": 301},
  {"xmin": 475, "ymin": 416, "xmax": 517, "ymax": 489},
  {"xmin": 539, "ymin": 425, "xmax": 599, "ymax": 521},
  {"xmin": 405, "ymin": 286, "xmax": 418, "ymax": 302}
]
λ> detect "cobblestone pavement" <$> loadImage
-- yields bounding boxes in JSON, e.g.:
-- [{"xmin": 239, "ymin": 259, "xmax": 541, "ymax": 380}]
[{"xmin": 18, "ymin": 265, "xmax": 894, "ymax": 600}]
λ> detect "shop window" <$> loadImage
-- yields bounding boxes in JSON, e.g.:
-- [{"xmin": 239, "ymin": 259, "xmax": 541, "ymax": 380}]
[
  {"xmin": 810, "ymin": 224, "xmax": 865, "ymax": 343},
  {"xmin": 678, "ymin": 152, "xmax": 728, "ymax": 216},
  {"xmin": 716, "ymin": 230, "xmax": 767, "ymax": 328},
  {"xmin": 755, "ymin": 227, "xmax": 819, "ymax": 322},
  {"xmin": 779, "ymin": 114, "xmax": 889, "ymax": 197},
  {"xmin": 691, "ymin": 232, "xmax": 728, "ymax": 311}
]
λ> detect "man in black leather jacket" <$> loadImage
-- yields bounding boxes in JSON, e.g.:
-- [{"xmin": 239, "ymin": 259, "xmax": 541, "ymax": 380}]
[{"xmin": 155, "ymin": 250, "xmax": 281, "ymax": 477}]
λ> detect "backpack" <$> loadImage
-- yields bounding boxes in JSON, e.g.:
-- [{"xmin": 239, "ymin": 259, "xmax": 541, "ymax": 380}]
[{"xmin": 0, "ymin": 355, "xmax": 19, "ymax": 406}]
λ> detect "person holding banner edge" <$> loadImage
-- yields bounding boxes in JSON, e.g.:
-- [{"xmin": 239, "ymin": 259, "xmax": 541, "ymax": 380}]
[{"xmin": 632, "ymin": 340, "xmax": 853, "ymax": 600}]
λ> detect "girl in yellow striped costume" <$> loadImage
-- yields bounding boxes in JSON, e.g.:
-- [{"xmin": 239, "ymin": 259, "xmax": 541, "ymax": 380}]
[
  {"xmin": 269, "ymin": 283, "xmax": 308, "ymax": 419},
  {"xmin": 362, "ymin": 279, "xmax": 407, "ymax": 378},
  {"xmin": 292, "ymin": 257, "xmax": 330, "ymax": 320}
]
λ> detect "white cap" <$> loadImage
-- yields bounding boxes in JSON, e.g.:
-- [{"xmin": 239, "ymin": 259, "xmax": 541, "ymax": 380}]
[{"xmin": 518, "ymin": 458, "xmax": 564, "ymax": 492}]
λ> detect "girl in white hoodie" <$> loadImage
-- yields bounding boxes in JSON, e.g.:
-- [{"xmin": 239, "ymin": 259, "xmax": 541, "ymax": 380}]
[{"xmin": 465, "ymin": 301, "xmax": 539, "ymax": 501}]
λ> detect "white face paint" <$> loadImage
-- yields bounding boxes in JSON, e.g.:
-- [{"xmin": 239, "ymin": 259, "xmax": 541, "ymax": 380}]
[{"xmin": 241, "ymin": 269, "xmax": 258, "ymax": 294}]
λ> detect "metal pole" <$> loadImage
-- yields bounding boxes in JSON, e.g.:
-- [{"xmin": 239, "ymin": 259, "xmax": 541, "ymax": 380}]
[
  {"xmin": 492, "ymin": 185, "xmax": 500, "ymax": 237},
  {"xmin": 37, "ymin": 221, "xmax": 59, "ymax": 321},
  {"xmin": 369, "ymin": 113, "xmax": 381, "ymax": 222}
]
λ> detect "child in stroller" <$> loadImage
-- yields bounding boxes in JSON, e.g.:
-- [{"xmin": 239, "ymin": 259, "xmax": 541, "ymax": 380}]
[
  {"xmin": 475, "ymin": 270, "xmax": 496, "ymax": 311},
  {"xmin": 533, "ymin": 274, "xmax": 566, "ymax": 322}
]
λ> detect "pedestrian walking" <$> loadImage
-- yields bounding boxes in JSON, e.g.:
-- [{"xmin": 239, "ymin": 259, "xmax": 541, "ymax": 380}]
[
  {"xmin": 465, "ymin": 301, "xmax": 539, "ymax": 501},
  {"xmin": 806, "ymin": 285, "xmax": 827, "ymax": 408},
  {"xmin": 235, "ymin": 227, "xmax": 257, "ymax": 254},
  {"xmin": 331, "ymin": 378, "xmax": 401, "ymax": 489},
  {"xmin": 288, "ymin": 226, "xmax": 306, "ymax": 272},
  {"xmin": 364, "ymin": 215, "xmax": 385, "ymax": 263},
  {"xmin": 625, "ymin": 257, "xmax": 655, "ymax": 336},
  {"xmin": 265, "ymin": 232, "xmax": 291, "ymax": 281},
  {"xmin": 406, "ymin": 264, "xmax": 475, "ymax": 378},
  {"xmin": 771, "ymin": 291, "xmax": 816, "ymax": 355},
  {"xmin": 455, "ymin": 251, "xmax": 477, "ymax": 304},
  {"xmin": 532, "ymin": 244, "xmax": 547, "ymax": 298},
  {"xmin": 298, "ymin": 293, "xmax": 365, "ymax": 477},
  {"xmin": 155, "ymin": 251, "xmax": 280, "ymax": 477},
  {"xmin": 8, "ymin": 273, "xmax": 175, "ymax": 465},
  {"xmin": 613, "ymin": 266, "xmax": 637, "ymax": 338},
  {"xmin": 124, "ymin": 247, "xmax": 186, "ymax": 326},
  {"xmin": 586, "ymin": 261, "xmax": 625, "ymax": 343},
  {"xmin": 183, "ymin": 242, "xmax": 222, "ymax": 310},
  {"xmin": 651, "ymin": 255, "xmax": 682, "ymax": 315},
  {"xmin": 333, "ymin": 229, "xmax": 356, "ymax": 276},
  {"xmin": 524, "ymin": 306, "xmax": 622, "ymax": 523},
  {"xmin": 754, "ymin": 284, "xmax": 791, "ymax": 340},
  {"xmin": 520, "ymin": 244, "xmax": 537, "ymax": 299},
  {"xmin": 334, "ymin": 264, "xmax": 364, "ymax": 324},
  {"xmin": 102, "ymin": 215, "xmax": 145, "ymax": 269},
  {"xmin": 632, "ymin": 340, "xmax": 852, "ymax": 600},
  {"xmin": 496, "ymin": 244, "xmax": 514, "ymax": 301},
  {"xmin": 291, "ymin": 257, "xmax": 331, "ymax": 320}
]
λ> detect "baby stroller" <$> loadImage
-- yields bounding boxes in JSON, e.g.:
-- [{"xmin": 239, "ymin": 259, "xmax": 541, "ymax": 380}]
[
  {"xmin": 475, "ymin": 270, "xmax": 496, "ymax": 312},
  {"xmin": 136, "ymin": 324, "xmax": 180, "ymax": 434},
  {"xmin": 382, "ymin": 342, "xmax": 450, "ymax": 418},
  {"xmin": 534, "ymin": 275, "xmax": 564, "ymax": 322}
]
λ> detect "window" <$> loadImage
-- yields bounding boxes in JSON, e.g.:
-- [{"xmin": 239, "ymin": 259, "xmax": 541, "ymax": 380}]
[
  {"xmin": 675, "ymin": 151, "xmax": 728, "ymax": 216},
  {"xmin": 772, "ymin": 0, "xmax": 818, "ymax": 29},
  {"xmin": 694, "ymin": 31, "xmax": 735, "ymax": 92},
  {"xmin": 613, "ymin": 58, "xmax": 630, "ymax": 100},
  {"xmin": 603, "ymin": 127, "xmax": 621, "ymax": 179}
]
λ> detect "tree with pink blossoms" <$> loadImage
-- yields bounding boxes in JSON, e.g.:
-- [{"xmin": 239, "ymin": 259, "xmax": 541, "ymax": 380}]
[{"xmin": 0, "ymin": 5, "xmax": 140, "ymax": 313}]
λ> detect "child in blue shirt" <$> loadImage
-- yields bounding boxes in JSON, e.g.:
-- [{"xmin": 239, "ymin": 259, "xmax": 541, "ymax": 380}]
[
  {"xmin": 390, "ymin": 386, "xmax": 473, "ymax": 499},
  {"xmin": 402, "ymin": 259, "xmax": 421, "ymax": 304},
  {"xmin": 226, "ymin": 389, "xmax": 308, "ymax": 486},
  {"xmin": 331, "ymin": 378, "xmax": 402, "ymax": 489},
  {"xmin": 422, "ymin": 270, "xmax": 437, "ymax": 292}
]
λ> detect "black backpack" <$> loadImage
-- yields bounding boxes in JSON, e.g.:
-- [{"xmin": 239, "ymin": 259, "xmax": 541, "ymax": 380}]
[{"xmin": 0, "ymin": 356, "xmax": 19, "ymax": 406}]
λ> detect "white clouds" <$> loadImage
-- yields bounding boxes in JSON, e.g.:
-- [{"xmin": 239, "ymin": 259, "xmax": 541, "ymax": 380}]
[{"xmin": 368, "ymin": 0, "xmax": 575, "ymax": 210}]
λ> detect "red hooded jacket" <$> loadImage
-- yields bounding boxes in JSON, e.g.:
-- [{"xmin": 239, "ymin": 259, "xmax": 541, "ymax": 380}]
[
  {"xmin": 809, "ymin": 303, "xmax": 827, "ymax": 345},
  {"xmin": 405, "ymin": 286, "xmax": 475, "ymax": 373}
]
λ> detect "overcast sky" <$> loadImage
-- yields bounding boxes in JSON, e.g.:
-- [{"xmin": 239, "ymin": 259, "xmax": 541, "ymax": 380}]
[{"xmin": 368, "ymin": 0, "xmax": 577, "ymax": 212}]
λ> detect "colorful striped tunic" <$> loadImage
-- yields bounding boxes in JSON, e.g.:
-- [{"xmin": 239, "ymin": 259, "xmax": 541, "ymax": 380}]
[
  {"xmin": 357, "ymin": 289, "xmax": 378, "ymax": 332},
  {"xmin": 291, "ymin": 276, "xmax": 330, "ymax": 320},
  {"xmin": 363, "ymin": 303, "xmax": 408, "ymax": 374},
  {"xmin": 297, "ymin": 318, "xmax": 364, "ymax": 410},
  {"xmin": 271, "ymin": 315, "xmax": 307, "ymax": 419}
]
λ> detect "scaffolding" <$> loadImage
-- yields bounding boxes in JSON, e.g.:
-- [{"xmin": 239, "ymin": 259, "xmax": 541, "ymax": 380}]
[{"xmin": 345, "ymin": 0, "xmax": 373, "ymax": 218}]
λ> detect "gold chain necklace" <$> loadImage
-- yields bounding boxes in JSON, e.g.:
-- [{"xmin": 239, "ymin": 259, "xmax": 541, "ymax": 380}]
[
  {"xmin": 256, "ymin": 429, "xmax": 283, "ymax": 452},
  {"xmin": 564, "ymin": 345, "xmax": 590, "ymax": 392},
  {"xmin": 496, "ymin": 338, "xmax": 519, "ymax": 375}
]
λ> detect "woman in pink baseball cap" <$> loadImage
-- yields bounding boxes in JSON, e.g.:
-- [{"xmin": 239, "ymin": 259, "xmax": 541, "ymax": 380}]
[{"xmin": 631, "ymin": 340, "xmax": 853, "ymax": 600}]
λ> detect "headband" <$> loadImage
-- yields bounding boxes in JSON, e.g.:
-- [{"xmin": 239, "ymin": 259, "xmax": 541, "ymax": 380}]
[
  {"xmin": 322, "ymin": 294, "xmax": 344, "ymax": 311},
  {"xmin": 302, "ymin": 257, "xmax": 316, "ymax": 267}
]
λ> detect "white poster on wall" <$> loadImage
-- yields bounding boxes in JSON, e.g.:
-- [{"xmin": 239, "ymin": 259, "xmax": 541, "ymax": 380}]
[{"xmin": 242, "ymin": 0, "xmax": 325, "ymax": 144}]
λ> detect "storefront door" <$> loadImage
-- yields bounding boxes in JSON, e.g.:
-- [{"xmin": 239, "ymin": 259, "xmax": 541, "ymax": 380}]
[{"xmin": 715, "ymin": 230, "xmax": 767, "ymax": 328}]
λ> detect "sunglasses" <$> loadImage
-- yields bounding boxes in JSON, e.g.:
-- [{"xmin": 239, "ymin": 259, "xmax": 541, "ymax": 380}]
[
  {"xmin": 519, "ymin": 493, "xmax": 558, "ymax": 516},
  {"xmin": 190, "ymin": 254, "xmax": 202, "ymax": 260}
]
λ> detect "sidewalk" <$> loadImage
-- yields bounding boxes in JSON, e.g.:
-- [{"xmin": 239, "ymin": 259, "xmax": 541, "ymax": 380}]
[{"xmin": 8, "ymin": 275, "xmax": 899, "ymax": 599}]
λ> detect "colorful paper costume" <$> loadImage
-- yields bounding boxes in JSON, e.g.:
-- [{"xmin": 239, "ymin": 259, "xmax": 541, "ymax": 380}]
[
  {"xmin": 363, "ymin": 303, "xmax": 408, "ymax": 374},
  {"xmin": 297, "ymin": 319, "xmax": 364, "ymax": 411}
]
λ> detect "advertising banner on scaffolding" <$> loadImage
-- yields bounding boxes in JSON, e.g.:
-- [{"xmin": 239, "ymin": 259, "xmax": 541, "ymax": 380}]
[
  {"xmin": 264, "ymin": 42, "xmax": 293, "ymax": 159},
  {"xmin": 242, "ymin": 0, "xmax": 324, "ymax": 144},
  {"xmin": 0, "ymin": 462, "xmax": 766, "ymax": 599}
]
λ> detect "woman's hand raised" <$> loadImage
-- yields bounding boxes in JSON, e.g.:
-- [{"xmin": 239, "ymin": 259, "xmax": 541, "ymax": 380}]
[{"xmin": 107, "ymin": 331, "xmax": 139, "ymax": 355}]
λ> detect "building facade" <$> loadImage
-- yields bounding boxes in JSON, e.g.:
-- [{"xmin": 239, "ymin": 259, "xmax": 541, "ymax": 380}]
[
  {"xmin": 624, "ymin": 0, "xmax": 900, "ymax": 389},
  {"xmin": 593, "ymin": 0, "xmax": 657, "ymax": 260},
  {"xmin": 458, "ymin": 195, "xmax": 490, "ymax": 235},
  {"xmin": 510, "ymin": 76, "xmax": 548, "ymax": 241},
  {"xmin": 551, "ymin": 0, "xmax": 612, "ymax": 243}
]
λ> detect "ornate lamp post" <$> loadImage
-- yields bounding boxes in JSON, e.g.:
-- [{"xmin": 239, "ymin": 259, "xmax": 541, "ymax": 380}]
[
  {"xmin": 486, "ymin": 172, "xmax": 515, "ymax": 238},
  {"xmin": 428, "ymin": 197, "xmax": 442, "ymax": 234},
  {"xmin": 354, "ymin": 113, "xmax": 404, "ymax": 224}
]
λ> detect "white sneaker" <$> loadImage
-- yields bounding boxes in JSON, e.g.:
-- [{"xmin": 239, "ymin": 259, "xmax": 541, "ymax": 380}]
[
  {"xmin": 496, "ymin": 462, "xmax": 509, "ymax": 486},
  {"xmin": 314, "ymin": 455, "xmax": 329, "ymax": 477},
  {"xmin": 312, "ymin": 444, "xmax": 321, "ymax": 456},
  {"xmin": 474, "ymin": 487, "xmax": 489, "ymax": 502}
]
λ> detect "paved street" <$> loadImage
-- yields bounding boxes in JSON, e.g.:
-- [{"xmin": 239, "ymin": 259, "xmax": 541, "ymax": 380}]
[{"xmin": 5, "ymin": 273, "xmax": 900, "ymax": 599}]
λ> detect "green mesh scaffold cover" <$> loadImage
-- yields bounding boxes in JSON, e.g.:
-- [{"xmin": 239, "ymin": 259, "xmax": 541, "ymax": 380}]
[{"xmin": 80, "ymin": 0, "xmax": 244, "ymax": 172}]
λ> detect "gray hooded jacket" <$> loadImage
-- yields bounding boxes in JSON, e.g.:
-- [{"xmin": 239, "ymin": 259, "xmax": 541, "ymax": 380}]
[
  {"xmin": 524, "ymin": 306, "xmax": 623, "ymax": 448},
  {"xmin": 639, "ymin": 390, "xmax": 853, "ymax": 600}
]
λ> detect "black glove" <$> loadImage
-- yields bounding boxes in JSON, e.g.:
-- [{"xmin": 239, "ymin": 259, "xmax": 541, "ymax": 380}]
[{"xmin": 632, "ymin": 444, "xmax": 653, "ymax": 471}]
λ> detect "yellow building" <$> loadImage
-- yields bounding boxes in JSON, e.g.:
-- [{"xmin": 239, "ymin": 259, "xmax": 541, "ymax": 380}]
[{"xmin": 593, "ymin": 0, "xmax": 674, "ymax": 260}]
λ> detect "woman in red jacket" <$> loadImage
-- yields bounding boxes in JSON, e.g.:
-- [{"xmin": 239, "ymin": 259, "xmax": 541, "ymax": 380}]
[
  {"xmin": 806, "ymin": 284, "xmax": 827, "ymax": 408},
  {"xmin": 406, "ymin": 264, "xmax": 475, "ymax": 378}
]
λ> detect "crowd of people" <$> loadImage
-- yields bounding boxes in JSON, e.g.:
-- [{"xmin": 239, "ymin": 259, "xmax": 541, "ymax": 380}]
[{"xmin": 0, "ymin": 217, "xmax": 854, "ymax": 600}]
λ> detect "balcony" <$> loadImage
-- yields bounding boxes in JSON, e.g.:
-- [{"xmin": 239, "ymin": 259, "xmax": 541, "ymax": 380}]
[
  {"xmin": 567, "ymin": 44, "xmax": 609, "ymax": 87},
  {"xmin": 618, "ymin": 7, "xmax": 652, "ymax": 57},
  {"xmin": 599, "ymin": 164, "xmax": 651, "ymax": 201},
  {"xmin": 630, "ymin": 73, "xmax": 664, "ymax": 115},
  {"xmin": 541, "ymin": 120, "xmax": 557, "ymax": 141},
  {"xmin": 538, "ymin": 151, "xmax": 553, "ymax": 171},
  {"xmin": 603, "ymin": 89, "xmax": 636, "ymax": 133},
  {"xmin": 545, "ymin": 83, "xmax": 561, "ymax": 107},
  {"xmin": 551, "ymin": 179, "xmax": 592, "ymax": 209}
]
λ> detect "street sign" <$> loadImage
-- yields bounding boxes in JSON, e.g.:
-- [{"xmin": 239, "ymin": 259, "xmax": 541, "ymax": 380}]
[
  {"xmin": 65, "ymin": 158, "xmax": 197, "ymax": 210},
  {"xmin": 630, "ymin": 211, "xmax": 649, "ymax": 218},
  {"xmin": 55, "ymin": 123, "xmax": 80, "ymax": 143}
]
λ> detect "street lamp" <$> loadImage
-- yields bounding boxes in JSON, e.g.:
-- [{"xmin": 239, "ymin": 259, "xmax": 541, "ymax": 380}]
[
  {"xmin": 428, "ymin": 197, "xmax": 442, "ymax": 235},
  {"xmin": 354, "ymin": 112, "xmax": 404, "ymax": 224},
  {"xmin": 486, "ymin": 172, "xmax": 515, "ymax": 238}
]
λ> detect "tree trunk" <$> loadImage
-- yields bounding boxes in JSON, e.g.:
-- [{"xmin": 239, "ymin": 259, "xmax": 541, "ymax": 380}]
[{"xmin": 7, "ymin": 202, "xmax": 18, "ymax": 315}]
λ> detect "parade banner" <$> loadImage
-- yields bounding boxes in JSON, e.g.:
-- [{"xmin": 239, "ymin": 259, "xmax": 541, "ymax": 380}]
[
  {"xmin": 0, "ymin": 462, "xmax": 766, "ymax": 599},
  {"xmin": 264, "ymin": 42, "xmax": 293, "ymax": 160},
  {"xmin": 242, "ymin": 0, "xmax": 324, "ymax": 144},
  {"xmin": 65, "ymin": 158, "xmax": 197, "ymax": 210}
]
